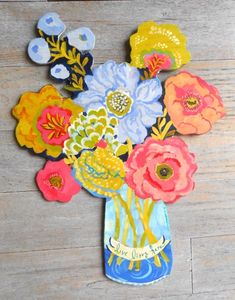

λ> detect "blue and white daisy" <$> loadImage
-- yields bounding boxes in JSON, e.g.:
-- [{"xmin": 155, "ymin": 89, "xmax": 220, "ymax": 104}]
[{"xmin": 74, "ymin": 60, "xmax": 163, "ymax": 144}]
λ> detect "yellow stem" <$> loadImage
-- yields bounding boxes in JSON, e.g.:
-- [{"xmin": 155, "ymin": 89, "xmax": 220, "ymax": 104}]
[
  {"xmin": 139, "ymin": 200, "xmax": 155, "ymax": 247},
  {"xmin": 117, "ymin": 193, "xmax": 138, "ymax": 270},
  {"xmin": 116, "ymin": 194, "xmax": 138, "ymax": 248},
  {"xmin": 116, "ymin": 187, "xmax": 132, "ymax": 265},
  {"xmin": 135, "ymin": 199, "xmax": 150, "ymax": 270},
  {"xmin": 126, "ymin": 138, "xmax": 133, "ymax": 154},
  {"xmin": 135, "ymin": 197, "xmax": 162, "ymax": 267},
  {"xmin": 117, "ymin": 138, "xmax": 135, "ymax": 268},
  {"xmin": 108, "ymin": 196, "xmax": 121, "ymax": 266},
  {"xmin": 139, "ymin": 198, "xmax": 169, "ymax": 263},
  {"xmin": 161, "ymin": 120, "xmax": 173, "ymax": 139}
]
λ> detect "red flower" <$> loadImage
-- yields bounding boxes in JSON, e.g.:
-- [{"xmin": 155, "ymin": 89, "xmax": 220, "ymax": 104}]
[
  {"xmin": 36, "ymin": 160, "xmax": 81, "ymax": 202},
  {"xmin": 125, "ymin": 137, "xmax": 197, "ymax": 203}
]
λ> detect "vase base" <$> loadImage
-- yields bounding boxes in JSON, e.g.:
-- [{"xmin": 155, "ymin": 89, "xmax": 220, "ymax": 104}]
[
  {"xmin": 104, "ymin": 245, "xmax": 172, "ymax": 285},
  {"xmin": 106, "ymin": 273, "xmax": 170, "ymax": 286}
]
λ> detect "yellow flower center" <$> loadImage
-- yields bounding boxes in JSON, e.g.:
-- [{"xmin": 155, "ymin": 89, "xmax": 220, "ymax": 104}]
[
  {"xmin": 106, "ymin": 90, "xmax": 133, "ymax": 117},
  {"xmin": 49, "ymin": 174, "xmax": 63, "ymax": 189},
  {"xmin": 185, "ymin": 96, "xmax": 200, "ymax": 110},
  {"xmin": 156, "ymin": 163, "xmax": 173, "ymax": 180}
]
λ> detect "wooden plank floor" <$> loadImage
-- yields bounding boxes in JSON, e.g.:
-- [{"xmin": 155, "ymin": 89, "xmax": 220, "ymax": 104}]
[{"xmin": 0, "ymin": 1, "xmax": 235, "ymax": 299}]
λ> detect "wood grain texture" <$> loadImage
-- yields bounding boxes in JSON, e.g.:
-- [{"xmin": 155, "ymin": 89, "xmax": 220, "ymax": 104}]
[
  {"xmin": 192, "ymin": 235, "xmax": 235, "ymax": 294},
  {"xmin": 0, "ymin": 1, "xmax": 235, "ymax": 67},
  {"xmin": 0, "ymin": 239, "xmax": 191, "ymax": 300},
  {"xmin": 0, "ymin": 1, "xmax": 235, "ymax": 299}
]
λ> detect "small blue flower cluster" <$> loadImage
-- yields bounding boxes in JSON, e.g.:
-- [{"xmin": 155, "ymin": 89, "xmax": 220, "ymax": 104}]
[{"xmin": 28, "ymin": 12, "xmax": 95, "ymax": 94}]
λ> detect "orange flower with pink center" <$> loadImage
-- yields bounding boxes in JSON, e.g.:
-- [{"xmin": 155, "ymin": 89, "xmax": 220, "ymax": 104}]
[{"xmin": 164, "ymin": 71, "xmax": 225, "ymax": 134}]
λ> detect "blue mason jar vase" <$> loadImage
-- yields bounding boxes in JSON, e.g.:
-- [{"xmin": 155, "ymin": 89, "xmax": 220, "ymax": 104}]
[{"xmin": 104, "ymin": 185, "xmax": 173, "ymax": 285}]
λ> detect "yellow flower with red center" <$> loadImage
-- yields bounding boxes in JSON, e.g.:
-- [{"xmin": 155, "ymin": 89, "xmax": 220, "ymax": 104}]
[
  {"xmin": 130, "ymin": 21, "xmax": 191, "ymax": 74},
  {"xmin": 12, "ymin": 85, "xmax": 82, "ymax": 158}
]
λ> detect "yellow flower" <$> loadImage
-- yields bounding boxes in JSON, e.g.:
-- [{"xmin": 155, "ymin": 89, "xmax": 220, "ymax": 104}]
[
  {"xmin": 12, "ymin": 85, "xmax": 82, "ymax": 158},
  {"xmin": 130, "ymin": 21, "xmax": 191, "ymax": 73},
  {"xmin": 73, "ymin": 147, "xmax": 125, "ymax": 197}
]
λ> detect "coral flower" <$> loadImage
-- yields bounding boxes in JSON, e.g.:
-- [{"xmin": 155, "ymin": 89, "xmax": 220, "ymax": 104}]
[
  {"xmin": 164, "ymin": 71, "xmax": 225, "ymax": 135},
  {"xmin": 36, "ymin": 160, "xmax": 81, "ymax": 202},
  {"xmin": 12, "ymin": 85, "xmax": 82, "ymax": 158},
  {"xmin": 125, "ymin": 137, "xmax": 197, "ymax": 203},
  {"xmin": 130, "ymin": 21, "xmax": 191, "ymax": 73}
]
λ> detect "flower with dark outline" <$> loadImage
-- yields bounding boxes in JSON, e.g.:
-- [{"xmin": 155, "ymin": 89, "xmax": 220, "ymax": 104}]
[{"xmin": 36, "ymin": 160, "xmax": 81, "ymax": 202}]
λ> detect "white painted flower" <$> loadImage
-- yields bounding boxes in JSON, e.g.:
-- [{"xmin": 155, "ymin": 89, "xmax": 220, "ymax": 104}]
[
  {"xmin": 37, "ymin": 12, "xmax": 66, "ymax": 36},
  {"xmin": 28, "ymin": 38, "xmax": 51, "ymax": 64},
  {"xmin": 66, "ymin": 27, "xmax": 95, "ymax": 51},
  {"xmin": 50, "ymin": 64, "xmax": 70, "ymax": 80}
]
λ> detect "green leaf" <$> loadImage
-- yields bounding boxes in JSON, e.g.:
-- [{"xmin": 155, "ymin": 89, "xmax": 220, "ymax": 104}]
[
  {"xmin": 159, "ymin": 118, "xmax": 166, "ymax": 131},
  {"xmin": 82, "ymin": 57, "xmax": 89, "ymax": 67},
  {"xmin": 115, "ymin": 144, "xmax": 128, "ymax": 156}
]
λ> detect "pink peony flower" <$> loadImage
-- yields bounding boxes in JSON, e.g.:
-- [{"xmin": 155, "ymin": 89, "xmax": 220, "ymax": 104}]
[
  {"xmin": 125, "ymin": 137, "xmax": 197, "ymax": 203},
  {"xmin": 36, "ymin": 160, "xmax": 81, "ymax": 202}
]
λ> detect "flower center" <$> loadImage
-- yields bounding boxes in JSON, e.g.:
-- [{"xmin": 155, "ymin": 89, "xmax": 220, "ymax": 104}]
[
  {"xmin": 41, "ymin": 113, "xmax": 68, "ymax": 138},
  {"xmin": 184, "ymin": 95, "xmax": 201, "ymax": 110},
  {"xmin": 156, "ymin": 163, "xmax": 174, "ymax": 180},
  {"xmin": 106, "ymin": 90, "xmax": 133, "ymax": 117},
  {"xmin": 37, "ymin": 106, "xmax": 71, "ymax": 146},
  {"xmin": 49, "ymin": 174, "xmax": 63, "ymax": 190},
  {"xmin": 144, "ymin": 52, "xmax": 171, "ymax": 76}
]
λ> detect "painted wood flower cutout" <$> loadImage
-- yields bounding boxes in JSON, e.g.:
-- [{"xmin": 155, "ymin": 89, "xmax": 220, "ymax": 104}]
[
  {"xmin": 12, "ymin": 14, "xmax": 225, "ymax": 286},
  {"xmin": 28, "ymin": 12, "xmax": 94, "ymax": 95},
  {"xmin": 130, "ymin": 21, "xmax": 191, "ymax": 75}
]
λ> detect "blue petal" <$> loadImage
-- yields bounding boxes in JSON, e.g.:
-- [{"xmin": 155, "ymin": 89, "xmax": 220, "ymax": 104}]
[
  {"xmin": 136, "ymin": 102, "xmax": 163, "ymax": 127},
  {"xmin": 115, "ymin": 63, "xmax": 140, "ymax": 95},
  {"xmin": 117, "ymin": 110, "xmax": 148, "ymax": 144},
  {"xmin": 135, "ymin": 78, "xmax": 162, "ymax": 103},
  {"xmin": 28, "ymin": 38, "xmax": 50, "ymax": 64},
  {"xmin": 85, "ymin": 60, "xmax": 118, "ymax": 94},
  {"xmin": 37, "ymin": 12, "xmax": 66, "ymax": 36},
  {"xmin": 66, "ymin": 27, "xmax": 95, "ymax": 51},
  {"xmin": 73, "ymin": 90, "xmax": 104, "ymax": 109},
  {"xmin": 86, "ymin": 102, "xmax": 106, "ymax": 111}
]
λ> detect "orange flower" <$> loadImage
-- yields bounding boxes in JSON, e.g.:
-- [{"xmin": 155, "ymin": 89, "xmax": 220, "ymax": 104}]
[
  {"xmin": 164, "ymin": 71, "xmax": 225, "ymax": 134},
  {"xmin": 12, "ymin": 85, "xmax": 82, "ymax": 158}
]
